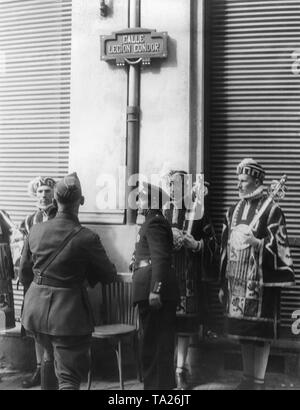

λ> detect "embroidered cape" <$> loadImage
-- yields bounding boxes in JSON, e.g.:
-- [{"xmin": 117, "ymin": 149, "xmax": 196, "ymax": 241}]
[
  {"xmin": 164, "ymin": 204, "xmax": 218, "ymax": 318},
  {"xmin": 220, "ymin": 193, "xmax": 295, "ymax": 341}
]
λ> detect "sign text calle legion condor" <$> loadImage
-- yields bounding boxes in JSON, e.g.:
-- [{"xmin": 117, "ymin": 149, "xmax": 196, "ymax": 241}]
[{"xmin": 101, "ymin": 28, "xmax": 168, "ymax": 66}]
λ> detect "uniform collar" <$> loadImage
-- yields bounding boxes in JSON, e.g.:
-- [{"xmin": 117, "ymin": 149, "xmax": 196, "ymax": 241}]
[
  {"xmin": 145, "ymin": 209, "xmax": 163, "ymax": 219},
  {"xmin": 38, "ymin": 204, "xmax": 57, "ymax": 216},
  {"xmin": 55, "ymin": 211, "xmax": 80, "ymax": 223}
]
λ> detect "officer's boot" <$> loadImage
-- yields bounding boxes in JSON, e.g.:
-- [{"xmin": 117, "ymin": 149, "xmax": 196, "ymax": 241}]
[
  {"xmin": 22, "ymin": 365, "xmax": 41, "ymax": 388},
  {"xmin": 175, "ymin": 367, "xmax": 190, "ymax": 390},
  {"xmin": 41, "ymin": 360, "xmax": 58, "ymax": 390}
]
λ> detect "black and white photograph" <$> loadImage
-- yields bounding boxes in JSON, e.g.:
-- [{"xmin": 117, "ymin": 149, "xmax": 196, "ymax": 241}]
[{"xmin": 0, "ymin": 0, "xmax": 299, "ymax": 395}]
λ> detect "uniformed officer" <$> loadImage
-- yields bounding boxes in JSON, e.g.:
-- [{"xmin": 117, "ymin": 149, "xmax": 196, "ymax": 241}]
[
  {"xmin": 131, "ymin": 182, "xmax": 179, "ymax": 390},
  {"xmin": 19, "ymin": 172, "xmax": 117, "ymax": 390},
  {"xmin": 20, "ymin": 176, "xmax": 57, "ymax": 389}
]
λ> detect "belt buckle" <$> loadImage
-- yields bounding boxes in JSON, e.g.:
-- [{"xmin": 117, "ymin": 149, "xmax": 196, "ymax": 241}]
[
  {"xmin": 134, "ymin": 259, "xmax": 151, "ymax": 270},
  {"xmin": 140, "ymin": 259, "xmax": 151, "ymax": 268},
  {"xmin": 35, "ymin": 276, "xmax": 42, "ymax": 285}
]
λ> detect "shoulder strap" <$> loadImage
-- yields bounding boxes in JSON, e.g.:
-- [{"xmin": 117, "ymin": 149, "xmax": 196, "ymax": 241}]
[{"xmin": 38, "ymin": 225, "xmax": 83, "ymax": 276}]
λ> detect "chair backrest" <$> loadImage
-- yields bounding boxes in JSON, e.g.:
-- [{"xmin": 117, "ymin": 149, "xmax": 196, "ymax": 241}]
[{"xmin": 101, "ymin": 273, "xmax": 138, "ymax": 327}]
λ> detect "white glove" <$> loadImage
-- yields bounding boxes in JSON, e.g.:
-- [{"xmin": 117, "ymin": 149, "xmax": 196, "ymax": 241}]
[
  {"xmin": 231, "ymin": 225, "xmax": 261, "ymax": 250},
  {"xmin": 149, "ymin": 293, "xmax": 162, "ymax": 309},
  {"xmin": 183, "ymin": 233, "xmax": 200, "ymax": 251},
  {"xmin": 172, "ymin": 228, "xmax": 184, "ymax": 250},
  {"xmin": 242, "ymin": 228, "xmax": 261, "ymax": 249},
  {"xmin": 218, "ymin": 289, "xmax": 225, "ymax": 305}
]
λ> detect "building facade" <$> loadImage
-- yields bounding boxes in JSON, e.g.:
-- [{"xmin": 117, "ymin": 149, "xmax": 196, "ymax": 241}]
[{"xmin": 0, "ymin": 0, "xmax": 299, "ymax": 340}]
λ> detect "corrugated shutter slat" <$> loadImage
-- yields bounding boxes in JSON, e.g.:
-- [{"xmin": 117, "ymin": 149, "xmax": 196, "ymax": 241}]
[
  {"xmin": 0, "ymin": 0, "xmax": 71, "ymax": 315},
  {"xmin": 0, "ymin": 0, "xmax": 71, "ymax": 223}
]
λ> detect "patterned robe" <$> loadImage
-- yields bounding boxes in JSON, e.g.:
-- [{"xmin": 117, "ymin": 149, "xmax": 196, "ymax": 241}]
[
  {"xmin": 0, "ymin": 210, "xmax": 15, "ymax": 329},
  {"xmin": 164, "ymin": 205, "xmax": 217, "ymax": 334},
  {"xmin": 220, "ymin": 193, "xmax": 295, "ymax": 341}
]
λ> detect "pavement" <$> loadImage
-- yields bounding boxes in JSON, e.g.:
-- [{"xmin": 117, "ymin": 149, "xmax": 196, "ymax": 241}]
[{"xmin": 0, "ymin": 368, "xmax": 299, "ymax": 390}]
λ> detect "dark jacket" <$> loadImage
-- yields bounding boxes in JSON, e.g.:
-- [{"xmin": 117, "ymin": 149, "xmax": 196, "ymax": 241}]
[
  {"xmin": 18, "ymin": 205, "xmax": 58, "ymax": 288},
  {"xmin": 132, "ymin": 210, "xmax": 178, "ymax": 304},
  {"xmin": 19, "ymin": 212, "xmax": 117, "ymax": 336},
  {"xmin": 0, "ymin": 210, "xmax": 16, "ymax": 329},
  {"xmin": 0, "ymin": 210, "xmax": 13, "ymax": 244}
]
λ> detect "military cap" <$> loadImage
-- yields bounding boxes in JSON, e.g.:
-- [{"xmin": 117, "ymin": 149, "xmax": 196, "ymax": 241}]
[
  {"xmin": 165, "ymin": 170, "xmax": 210, "ymax": 199},
  {"xmin": 237, "ymin": 158, "xmax": 266, "ymax": 182},
  {"xmin": 138, "ymin": 181, "xmax": 170, "ymax": 209},
  {"xmin": 168, "ymin": 170, "xmax": 187, "ymax": 178},
  {"xmin": 55, "ymin": 172, "xmax": 82, "ymax": 203},
  {"xmin": 28, "ymin": 177, "xmax": 56, "ymax": 197}
]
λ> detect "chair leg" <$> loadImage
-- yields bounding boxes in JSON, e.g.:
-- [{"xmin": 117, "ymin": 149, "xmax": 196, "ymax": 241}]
[
  {"xmin": 114, "ymin": 340, "xmax": 124, "ymax": 390},
  {"xmin": 87, "ymin": 348, "xmax": 92, "ymax": 390},
  {"xmin": 87, "ymin": 369, "xmax": 92, "ymax": 391},
  {"xmin": 133, "ymin": 333, "xmax": 143, "ymax": 382}
]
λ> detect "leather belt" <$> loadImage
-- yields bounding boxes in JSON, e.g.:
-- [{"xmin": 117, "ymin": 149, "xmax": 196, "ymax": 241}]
[
  {"xmin": 134, "ymin": 259, "xmax": 151, "ymax": 269},
  {"xmin": 33, "ymin": 275, "xmax": 80, "ymax": 289}
]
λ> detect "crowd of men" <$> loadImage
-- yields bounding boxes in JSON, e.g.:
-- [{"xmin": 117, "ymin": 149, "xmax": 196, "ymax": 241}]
[{"xmin": 0, "ymin": 158, "xmax": 295, "ymax": 390}]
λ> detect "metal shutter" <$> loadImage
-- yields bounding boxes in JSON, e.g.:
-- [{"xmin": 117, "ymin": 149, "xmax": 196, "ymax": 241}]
[
  {"xmin": 0, "ymin": 0, "xmax": 71, "ymax": 225},
  {"xmin": 208, "ymin": 0, "xmax": 300, "ymax": 338}
]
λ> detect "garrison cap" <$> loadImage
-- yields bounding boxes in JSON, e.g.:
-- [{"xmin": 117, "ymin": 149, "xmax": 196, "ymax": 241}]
[
  {"xmin": 55, "ymin": 172, "xmax": 82, "ymax": 203},
  {"xmin": 165, "ymin": 170, "xmax": 210, "ymax": 198}
]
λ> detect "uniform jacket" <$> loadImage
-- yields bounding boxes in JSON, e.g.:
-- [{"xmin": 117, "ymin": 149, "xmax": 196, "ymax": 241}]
[
  {"xmin": 19, "ymin": 212, "xmax": 117, "ymax": 336},
  {"xmin": 18, "ymin": 205, "xmax": 58, "ymax": 287},
  {"xmin": 132, "ymin": 210, "xmax": 178, "ymax": 304}
]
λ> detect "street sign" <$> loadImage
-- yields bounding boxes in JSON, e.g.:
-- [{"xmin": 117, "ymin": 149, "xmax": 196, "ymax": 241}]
[{"xmin": 101, "ymin": 28, "xmax": 168, "ymax": 66}]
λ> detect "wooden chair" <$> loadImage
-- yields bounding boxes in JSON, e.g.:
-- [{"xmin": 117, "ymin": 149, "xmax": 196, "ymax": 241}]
[{"xmin": 87, "ymin": 273, "xmax": 142, "ymax": 390}]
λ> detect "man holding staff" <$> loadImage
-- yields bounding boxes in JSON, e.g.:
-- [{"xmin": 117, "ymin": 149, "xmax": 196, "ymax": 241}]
[{"xmin": 219, "ymin": 158, "xmax": 295, "ymax": 390}]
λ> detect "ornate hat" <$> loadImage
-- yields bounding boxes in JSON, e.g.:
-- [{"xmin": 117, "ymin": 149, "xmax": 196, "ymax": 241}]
[
  {"xmin": 164, "ymin": 170, "xmax": 210, "ymax": 199},
  {"xmin": 55, "ymin": 172, "xmax": 82, "ymax": 203},
  {"xmin": 28, "ymin": 177, "xmax": 56, "ymax": 197},
  {"xmin": 167, "ymin": 170, "xmax": 187, "ymax": 178},
  {"xmin": 236, "ymin": 158, "xmax": 265, "ymax": 182},
  {"xmin": 138, "ymin": 181, "xmax": 170, "ymax": 209}
]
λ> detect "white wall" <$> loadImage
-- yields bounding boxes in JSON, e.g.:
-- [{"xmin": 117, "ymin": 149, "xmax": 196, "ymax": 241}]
[
  {"xmin": 69, "ymin": 0, "xmax": 128, "ymax": 223},
  {"xmin": 140, "ymin": 0, "xmax": 191, "ymax": 177},
  {"xmin": 69, "ymin": 0, "xmax": 202, "ymax": 220},
  {"xmin": 67, "ymin": 0, "xmax": 204, "ymax": 273}
]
